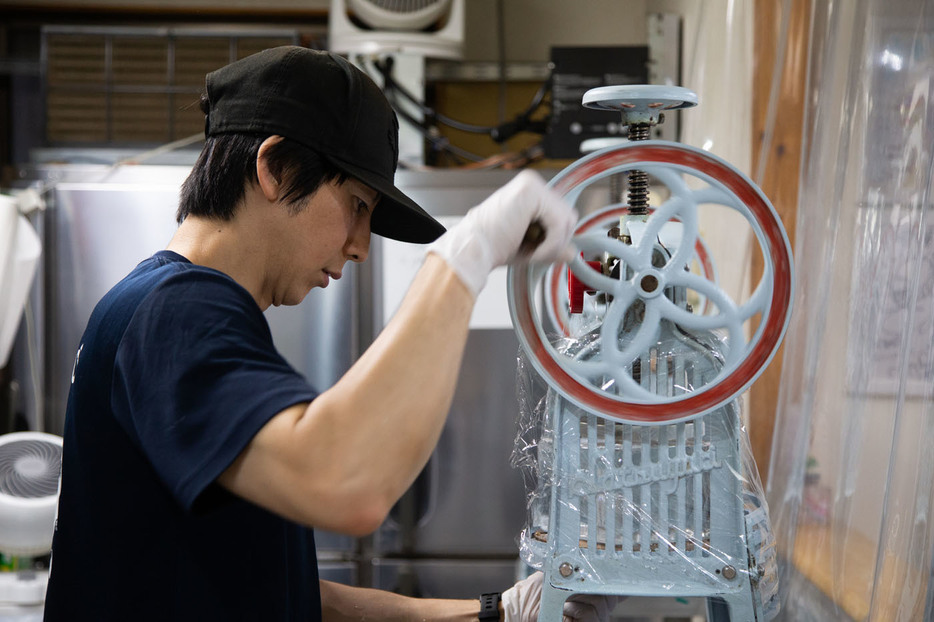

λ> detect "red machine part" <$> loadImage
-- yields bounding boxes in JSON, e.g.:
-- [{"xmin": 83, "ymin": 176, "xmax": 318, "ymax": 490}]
[{"xmin": 568, "ymin": 256, "xmax": 603, "ymax": 313}]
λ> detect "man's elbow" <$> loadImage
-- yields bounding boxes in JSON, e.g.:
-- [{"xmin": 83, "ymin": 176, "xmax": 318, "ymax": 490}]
[
  {"xmin": 299, "ymin": 484, "xmax": 394, "ymax": 537},
  {"xmin": 337, "ymin": 501, "xmax": 389, "ymax": 537}
]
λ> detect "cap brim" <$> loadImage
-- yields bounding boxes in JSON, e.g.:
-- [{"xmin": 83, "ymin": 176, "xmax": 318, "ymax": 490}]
[{"xmin": 328, "ymin": 157, "xmax": 446, "ymax": 244}]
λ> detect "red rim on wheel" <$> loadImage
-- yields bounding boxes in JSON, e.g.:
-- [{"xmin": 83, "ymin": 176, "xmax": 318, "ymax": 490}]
[{"xmin": 508, "ymin": 141, "xmax": 794, "ymax": 424}]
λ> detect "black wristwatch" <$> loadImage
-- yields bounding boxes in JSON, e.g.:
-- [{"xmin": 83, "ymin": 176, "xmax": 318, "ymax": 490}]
[{"xmin": 478, "ymin": 592, "xmax": 501, "ymax": 620}]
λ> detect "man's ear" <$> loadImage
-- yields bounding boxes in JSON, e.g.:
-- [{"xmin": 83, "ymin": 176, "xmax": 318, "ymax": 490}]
[{"xmin": 256, "ymin": 135, "xmax": 284, "ymax": 202}]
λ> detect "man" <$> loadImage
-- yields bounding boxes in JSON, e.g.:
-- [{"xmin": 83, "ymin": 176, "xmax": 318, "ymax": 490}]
[{"xmin": 44, "ymin": 47, "xmax": 613, "ymax": 621}]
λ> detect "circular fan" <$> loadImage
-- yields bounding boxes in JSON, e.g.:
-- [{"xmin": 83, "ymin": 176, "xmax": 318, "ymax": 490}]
[
  {"xmin": 348, "ymin": 0, "xmax": 452, "ymax": 31},
  {"xmin": 330, "ymin": 0, "xmax": 464, "ymax": 60},
  {"xmin": 0, "ymin": 432, "xmax": 62, "ymax": 556}
]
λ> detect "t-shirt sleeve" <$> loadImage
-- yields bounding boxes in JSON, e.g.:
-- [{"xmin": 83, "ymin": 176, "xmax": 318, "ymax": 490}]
[{"xmin": 111, "ymin": 269, "xmax": 318, "ymax": 511}]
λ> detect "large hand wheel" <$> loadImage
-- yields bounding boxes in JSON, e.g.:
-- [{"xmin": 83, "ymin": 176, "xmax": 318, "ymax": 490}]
[{"xmin": 508, "ymin": 141, "xmax": 794, "ymax": 424}]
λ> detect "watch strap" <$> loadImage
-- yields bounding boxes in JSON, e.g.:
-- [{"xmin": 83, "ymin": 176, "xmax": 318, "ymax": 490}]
[{"xmin": 478, "ymin": 591, "xmax": 501, "ymax": 620}]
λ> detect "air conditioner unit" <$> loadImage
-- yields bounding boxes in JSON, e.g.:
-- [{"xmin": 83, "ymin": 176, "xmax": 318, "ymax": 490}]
[{"xmin": 329, "ymin": 0, "xmax": 465, "ymax": 60}]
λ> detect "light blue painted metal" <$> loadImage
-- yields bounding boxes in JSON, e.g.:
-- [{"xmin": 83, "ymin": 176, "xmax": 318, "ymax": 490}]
[{"xmin": 507, "ymin": 87, "xmax": 791, "ymax": 622}]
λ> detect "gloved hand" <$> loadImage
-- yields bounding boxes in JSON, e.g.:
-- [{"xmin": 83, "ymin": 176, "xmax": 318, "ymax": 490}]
[
  {"xmin": 502, "ymin": 571, "xmax": 620, "ymax": 622},
  {"xmin": 427, "ymin": 169, "xmax": 578, "ymax": 297}
]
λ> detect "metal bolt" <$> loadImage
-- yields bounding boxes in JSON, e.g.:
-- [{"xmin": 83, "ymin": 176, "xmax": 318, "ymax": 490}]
[
  {"xmin": 558, "ymin": 562, "xmax": 574, "ymax": 578},
  {"xmin": 722, "ymin": 565, "xmax": 736, "ymax": 580},
  {"xmin": 640, "ymin": 274, "xmax": 659, "ymax": 293}
]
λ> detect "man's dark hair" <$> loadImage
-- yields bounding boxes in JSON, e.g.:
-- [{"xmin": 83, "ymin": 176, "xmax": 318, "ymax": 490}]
[{"xmin": 177, "ymin": 95, "xmax": 349, "ymax": 224}]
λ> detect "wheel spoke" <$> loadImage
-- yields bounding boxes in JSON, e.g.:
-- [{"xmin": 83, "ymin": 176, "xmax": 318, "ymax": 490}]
[
  {"xmin": 651, "ymin": 196, "xmax": 698, "ymax": 273},
  {"xmin": 568, "ymin": 241, "xmax": 638, "ymax": 296},
  {"xmin": 668, "ymin": 268, "xmax": 732, "ymax": 307},
  {"xmin": 611, "ymin": 365, "xmax": 661, "ymax": 401},
  {"xmin": 567, "ymin": 253, "xmax": 615, "ymax": 294},
  {"xmin": 655, "ymin": 296, "xmax": 745, "ymax": 366},
  {"xmin": 613, "ymin": 302, "xmax": 663, "ymax": 368},
  {"xmin": 601, "ymin": 287, "xmax": 637, "ymax": 341},
  {"xmin": 575, "ymin": 234, "xmax": 642, "ymax": 268},
  {"xmin": 646, "ymin": 164, "xmax": 692, "ymax": 199},
  {"xmin": 739, "ymin": 271, "xmax": 772, "ymax": 321}
]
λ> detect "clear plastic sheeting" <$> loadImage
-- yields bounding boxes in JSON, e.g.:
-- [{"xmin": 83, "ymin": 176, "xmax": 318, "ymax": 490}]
[
  {"xmin": 532, "ymin": 304, "xmax": 732, "ymax": 408},
  {"xmin": 766, "ymin": 0, "xmax": 934, "ymax": 620},
  {"xmin": 506, "ymin": 125, "xmax": 792, "ymax": 620},
  {"xmin": 511, "ymin": 333, "xmax": 780, "ymax": 620}
]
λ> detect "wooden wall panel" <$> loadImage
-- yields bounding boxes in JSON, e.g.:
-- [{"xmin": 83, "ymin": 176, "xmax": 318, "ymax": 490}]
[
  {"xmin": 749, "ymin": 0, "xmax": 810, "ymax": 485},
  {"xmin": 0, "ymin": 0, "xmax": 329, "ymax": 16},
  {"xmin": 42, "ymin": 30, "xmax": 299, "ymax": 145}
]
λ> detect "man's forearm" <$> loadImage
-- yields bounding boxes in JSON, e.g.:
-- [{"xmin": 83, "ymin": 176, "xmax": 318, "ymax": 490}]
[{"xmin": 320, "ymin": 580, "xmax": 487, "ymax": 622}]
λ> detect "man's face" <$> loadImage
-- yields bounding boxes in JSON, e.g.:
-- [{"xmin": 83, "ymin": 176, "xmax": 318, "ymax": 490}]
[{"xmin": 269, "ymin": 176, "xmax": 377, "ymax": 306}]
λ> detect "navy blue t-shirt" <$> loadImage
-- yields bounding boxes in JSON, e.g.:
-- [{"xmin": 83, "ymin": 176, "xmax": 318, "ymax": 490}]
[{"xmin": 44, "ymin": 251, "xmax": 321, "ymax": 621}]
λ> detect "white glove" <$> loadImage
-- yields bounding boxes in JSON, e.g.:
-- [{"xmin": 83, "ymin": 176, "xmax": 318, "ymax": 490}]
[
  {"xmin": 427, "ymin": 169, "xmax": 578, "ymax": 296},
  {"xmin": 502, "ymin": 571, "xmax": 621, "ymax": 622}
]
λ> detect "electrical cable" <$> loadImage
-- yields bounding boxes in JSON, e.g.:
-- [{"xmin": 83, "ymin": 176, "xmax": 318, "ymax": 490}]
[
  {"xmin": 355, "ymin": 54, "xmax": 549, "ymax": 170},
  {"xmin": 390, "ymin": 90, "xmax": 547, "ymax": 169},
  {"xmin": 384, "ymin": 85, "xmax": 486, "ymax": 164},
  {"xmin": 355, "ymin": 54, "xmax": 486, "ymax": 163},
  {"xmin": 373, "ymin": 56, "xmax": 492, "ymax": 132},
  {"xmin": 370, "ymin": 55, "xmax": 552, "ymax": 140}
]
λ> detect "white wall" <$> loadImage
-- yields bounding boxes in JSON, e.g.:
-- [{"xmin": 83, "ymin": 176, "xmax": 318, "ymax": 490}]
[{"xmin": 462, "ymin": 0, "xmax": 649, "ymax": 61}]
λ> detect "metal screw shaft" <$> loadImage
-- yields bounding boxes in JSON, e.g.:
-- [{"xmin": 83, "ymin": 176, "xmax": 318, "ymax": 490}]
[{"xmin": 627, "ymin": 122, "xmax": 651, "ymax": 216}]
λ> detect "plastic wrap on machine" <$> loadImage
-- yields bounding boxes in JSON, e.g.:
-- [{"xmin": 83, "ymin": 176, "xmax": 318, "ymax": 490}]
[
  {"xmin": 512, "ymin": 339, "xmax": 778, "ymax": 618},
  {"xmin": 506, "ymin": 138, "xmax": 794, "ymax": 621}
]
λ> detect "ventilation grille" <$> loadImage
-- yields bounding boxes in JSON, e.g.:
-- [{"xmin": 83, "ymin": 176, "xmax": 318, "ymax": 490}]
[
  {"xmin": 42, "ymin": 27, "xmax": 301, "ymax": 145},
  {"xmin": 359, "ymin": 0, "xmax": 445, "ymax": 13},
  {"xmin": 574, "ymin": 415, "xmax": 715, "ymax": 559},
  {"xmin": 0, "ymin": 440, "xmax": 62, "ymax": 499}
]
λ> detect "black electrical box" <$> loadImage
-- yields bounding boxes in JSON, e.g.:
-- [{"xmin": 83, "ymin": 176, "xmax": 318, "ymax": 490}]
[{"xmin": 544, "ymin": 46, "xmax": 649, "ymax": 159}]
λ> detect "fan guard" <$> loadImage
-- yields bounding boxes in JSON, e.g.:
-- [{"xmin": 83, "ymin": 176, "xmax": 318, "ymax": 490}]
[
  {"xmin": 0, "ymin": 432, "xmax": 62, "ymax": 556},
  {"xmin": 329, "ymin": 0, "xmax": 464, "ymax": 60},
  {"xmin": 348, "ymin": 0, "xmax": 452, "ymax": 31}
]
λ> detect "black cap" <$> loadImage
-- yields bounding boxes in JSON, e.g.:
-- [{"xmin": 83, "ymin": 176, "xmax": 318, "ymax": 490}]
[{"xmin": 205, "ymin": 46, "xmax": 445, "ymax": 244}]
